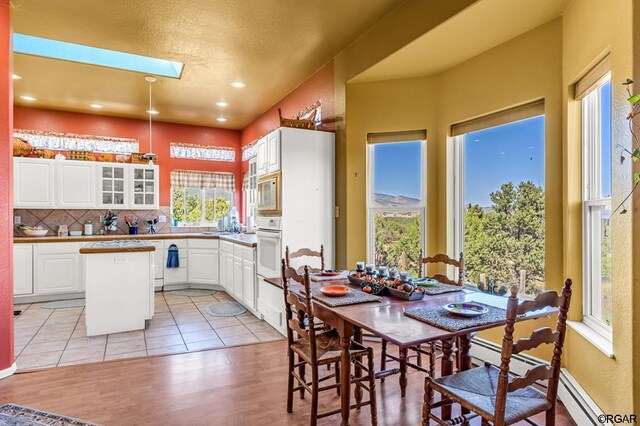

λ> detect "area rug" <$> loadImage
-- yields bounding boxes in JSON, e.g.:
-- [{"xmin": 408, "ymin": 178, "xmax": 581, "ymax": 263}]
[
  {"xmin": 0, "ymin": 403, "xmax": 99, "ymax": 425},
  {"xmin": 168, "ymin": 289, "xmax": 217, "ymax": 297},
  {"xmin": 204, "ymin": 301, "xmax": 247, "ymax": 317},
  {"xmin": 41, "ymin": 299, "xmax": 85, "ymax": 309}
]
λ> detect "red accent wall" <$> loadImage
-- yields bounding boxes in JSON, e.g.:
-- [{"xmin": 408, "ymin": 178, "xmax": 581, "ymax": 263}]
[
  {"xmin": 13, "ymin": 107, "xmax": 243, "ymax": 208},
  {"xmin": 0, "ymin": 0, "xmax": 14, "ymax": 373}
]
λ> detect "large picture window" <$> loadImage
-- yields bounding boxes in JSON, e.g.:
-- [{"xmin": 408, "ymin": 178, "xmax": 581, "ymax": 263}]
[
  {"xmin": 582, "ymin": 74, "xmax": 612, "ymax": 335},
  {"xmin": 452, "ymin": 104, "xmax": 545, "ymax": 296},
  {"xmin": 367, "ymin": 133, "xmax": 426, "ymax": 276},
  {"xmin": 171, "ymin": 188, "xmax": 232, "ymax": 227}
]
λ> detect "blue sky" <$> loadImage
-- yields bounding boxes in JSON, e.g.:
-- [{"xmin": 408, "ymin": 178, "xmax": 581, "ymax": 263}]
[
  {"xmin": 464, "ymin": 116, "xmax": 545, "ymax": 206},
  {"xmin": 372, "ymin": 141, "xmax": 422, "ymax": 200},
  {"xmin": 601, "ymin": 80, "xmax": 612, "ymax": 198}
]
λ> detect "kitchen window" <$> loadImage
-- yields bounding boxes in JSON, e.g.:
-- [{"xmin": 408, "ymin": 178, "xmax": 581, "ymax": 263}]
[
  {"xmin": 451, "ymin": 101, "xmax": 546, "ymax": 296},
  {"xmin": 169, "ymin": 170, "xmax": 235, "ymax": 227},
  {"xmin": 366, "ymin": 131, "xmax": 426, "ymax": 276},
  {"xmin": 581, "ymin": 66, "xmax": 613, "ymax": 339}
]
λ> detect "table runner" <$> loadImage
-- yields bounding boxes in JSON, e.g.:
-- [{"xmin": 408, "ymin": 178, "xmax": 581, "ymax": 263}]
[
  {"xmin": 404, "ymin": 302, "xmax": 507, "ymax": 331},
  {"xmin": 311, "ymin": 288, "xmax": 381, "ymax": 307},
  {"xmin": 421, "ymin": 282, "xmax": 464, "ymax": 295}
]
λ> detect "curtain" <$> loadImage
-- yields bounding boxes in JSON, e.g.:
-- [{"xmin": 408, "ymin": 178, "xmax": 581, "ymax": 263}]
[{"xmin": 170, "ymin": 170, "xmax": 235, "ymax": 191}]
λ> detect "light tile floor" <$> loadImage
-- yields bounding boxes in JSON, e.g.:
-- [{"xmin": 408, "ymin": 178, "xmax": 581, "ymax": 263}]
[{"xmin": 13, "ymin": 291, "xmax": 284, "ymax": 371}]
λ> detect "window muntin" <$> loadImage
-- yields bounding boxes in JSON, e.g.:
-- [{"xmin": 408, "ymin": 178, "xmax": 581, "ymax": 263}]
[
  {"xmin": 367, "ymin": 140, "xmax": 425, "ymax": 276},
  {"xmin": 453, "ymin": 115, "xmax": 546, "ymax": 296},
  {"xmin": 582, "ymin": 76, "xmax": 612, "ymax": 333},
  {"xmin": 171, "ymin": 187, "xmax": 232, "ymax": 227}
]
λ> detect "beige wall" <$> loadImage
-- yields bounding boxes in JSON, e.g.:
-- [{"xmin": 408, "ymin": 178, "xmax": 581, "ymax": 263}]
[{"xmin": 344, "ymin": 1, "xmax": 637, "ymax": 412}]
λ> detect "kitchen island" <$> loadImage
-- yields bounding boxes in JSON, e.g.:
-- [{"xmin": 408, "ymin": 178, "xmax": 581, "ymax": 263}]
[{"xmin": 80, "ymin": 240, "xmax": 155, "ymax": 336}]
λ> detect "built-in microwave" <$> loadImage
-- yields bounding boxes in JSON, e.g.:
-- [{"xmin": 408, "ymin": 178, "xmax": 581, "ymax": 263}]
[{"xmin": 257, "ymin": 171, "xmax": 281, "ymax": 216}]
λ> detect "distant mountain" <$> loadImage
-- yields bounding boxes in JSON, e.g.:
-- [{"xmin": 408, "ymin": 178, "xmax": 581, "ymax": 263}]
[{"xmin": 374, "ymin": 193, "xmax": 420, "ymax": 206}]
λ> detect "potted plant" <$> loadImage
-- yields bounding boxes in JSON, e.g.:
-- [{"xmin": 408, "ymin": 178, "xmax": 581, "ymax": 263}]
[{"xmin": 101, "ymin": 211, "xmax": 118, "ymax": 234}]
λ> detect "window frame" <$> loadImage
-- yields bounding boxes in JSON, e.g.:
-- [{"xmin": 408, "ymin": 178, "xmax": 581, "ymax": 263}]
[
  {"xmin": 170, "ymin": 187, "xmax": 234, "ymax": 228},
  {"xmin": 366, "ymin": 139, "xmax": 427, "ymax": 270},
  {"xmin": 451, "ymin": 113, "xmax": 546, "ymax": 298},
  {"xmin": 581, "ymin": 73, "xmax": 613, "ymax": 341}
]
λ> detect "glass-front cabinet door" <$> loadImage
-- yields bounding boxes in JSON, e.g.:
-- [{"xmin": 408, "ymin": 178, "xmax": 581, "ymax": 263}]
[
  {"xmin": 131, "ymin": 165, "xmax": 158, "ymax": 209},
  {"xmin": 98, "ymin": 164, "xmax": 126, "ymax": 208}
]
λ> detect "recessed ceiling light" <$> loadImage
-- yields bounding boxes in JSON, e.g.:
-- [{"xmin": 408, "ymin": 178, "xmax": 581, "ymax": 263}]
[
  {"xmin": 147, "ymin": 109, "xmax": 159, "ymax": 115},
  {"xmin": 89, "ymin": 103, "xmax": 104, "ymax": 109},
  {"xmin": 216, "ymin": 101, "xmax": 229, "ymax": 107},
  {"xmin": 12, "ymin": 73, "xmax": 22, "ymax": 80},
  {"xmin": 20, "ymin": 95, "xmax": 37, "ymax": 102},
  {"xmin": 216, "ymin": 117, "xmax": 227, "ymax": 122},
  {"xmin": 230, "ymin": 81, "xmax": 246, "ymax": 88}
]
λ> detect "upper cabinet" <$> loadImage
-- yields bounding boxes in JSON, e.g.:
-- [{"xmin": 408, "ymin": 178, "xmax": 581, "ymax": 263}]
[
  {"xmin": 56, "ymin": 161, "xmax": 96, "ymax": 208},
  {"xmin": 14, "ymin": 157, "xmax": 159, "ymax": 210},
  {"xmin": 256, "ymin": 130, "xmax": 281, "ymax": 177},
  {"xmin": 130, "ymin": 165, "xmax": 159, "ymax": 210},
  {"xmin": 14, "ymin": 157, "xmax": 56, "ymax": 208},
  {"xmin": 97, "ymin": 164, "xmax": 127, "ymax": 209}
]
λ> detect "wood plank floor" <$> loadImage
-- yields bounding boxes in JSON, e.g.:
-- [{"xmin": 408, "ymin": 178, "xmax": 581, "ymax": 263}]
[{"xmin": 0, "ymin": 340, "xmax": 577, "ymax": 425}]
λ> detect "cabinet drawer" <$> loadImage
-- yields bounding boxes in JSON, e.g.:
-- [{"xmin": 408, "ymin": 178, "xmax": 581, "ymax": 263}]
[
  {"xmin": 234, "ymin": 244, "xmax": 254, "ymax": 261},
  {"xmin": 163, "ymin": 239, "xmax": 188, "ymax": 249},
  {"xmin": 148, "ymin": 240, "xmax": 164, "ymax": 250},
  {"xmin": 189, "ymin": 239, "xmax": 219, "ymax": 249},
  {"xmin": 35, "ymin": 242, "xmax": 82, "ymax": 255},
  {"xmin": 165, "ymin": 267, "xmax": 188, "ymax": 284},
  {"xmin": 220, "ymin": 240, "xmax": 234, "ymax": 253}
]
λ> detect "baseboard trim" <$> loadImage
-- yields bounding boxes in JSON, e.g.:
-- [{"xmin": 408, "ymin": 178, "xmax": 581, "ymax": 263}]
[
  {"xmin": 0, "ymin": 363, "xmax": 17, "ymax": 380},
  {"xmin": 470, "ymin": 337, "xmax": 606, "ymax": 425}
]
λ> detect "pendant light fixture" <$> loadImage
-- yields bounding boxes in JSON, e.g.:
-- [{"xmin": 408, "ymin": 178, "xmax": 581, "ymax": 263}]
[{"xmin": 143, "ymin": 75, "xmax": 158, "ymax": 165}]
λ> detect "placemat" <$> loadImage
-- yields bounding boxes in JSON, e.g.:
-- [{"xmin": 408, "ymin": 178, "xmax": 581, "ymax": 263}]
[
  {"xmin": 404, "ymin": 302, "xmax": 507, "ymax": 331},
  {"xmin": 421, "ymin": 282, "xmax": 464, "ymax": 295},
  {"xmin": 310, "ymin": 271, "xmax": 349, "ymax": 282},
  {"xmin": 311, "ymin": 288, "xmax": 381, "ymax": 307}
]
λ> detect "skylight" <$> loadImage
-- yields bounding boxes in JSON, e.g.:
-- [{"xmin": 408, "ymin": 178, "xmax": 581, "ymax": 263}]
[{"xmin": 13, "ymin": 34, "xmax": 184, "ymax": 79}]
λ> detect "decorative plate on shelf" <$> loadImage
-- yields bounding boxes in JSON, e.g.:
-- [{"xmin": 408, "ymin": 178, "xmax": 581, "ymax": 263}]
[
  {"xmin": 443, "ymin": 302, "xmax": 489, "ymax": 318},
  {"xmin": 319, "ymin": 285, "xmax": 351, "ymax": 297}
]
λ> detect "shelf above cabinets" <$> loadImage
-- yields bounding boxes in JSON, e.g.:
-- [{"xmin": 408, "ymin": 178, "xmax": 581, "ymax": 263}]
[{"xmin": 14, "ymin": 157, "xmax": 159, "ymax": 210}]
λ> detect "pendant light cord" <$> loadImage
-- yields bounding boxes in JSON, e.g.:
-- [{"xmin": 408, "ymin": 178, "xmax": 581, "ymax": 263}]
[{"xmin": 148, "ymin": 78, "xmax": 153, "ymax": 154}]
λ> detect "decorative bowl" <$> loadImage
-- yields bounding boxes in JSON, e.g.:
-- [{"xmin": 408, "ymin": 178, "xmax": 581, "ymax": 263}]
[
  {"xmin": 23, "ymin": 228, "xmax": 48, "ymax": 237},
  {"xmin": 320, "ymin": 269, "xmax": 342, "ymax": 277},
  {"xmin": 443, "ymin": 302, "xmax": 488, "ymax": 317},
  {"xmin": 320, "ymin": 285, "xmax": 351, "ymax": 297},
  {"xmin": 69, "ymin": 231, "xmax": 83, "ymax": 236}
]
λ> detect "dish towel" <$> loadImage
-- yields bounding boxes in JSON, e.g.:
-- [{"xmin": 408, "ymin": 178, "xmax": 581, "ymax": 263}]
[{"xmin": 166, "ymin": 244, "xmax": 180, "ymax": 268}]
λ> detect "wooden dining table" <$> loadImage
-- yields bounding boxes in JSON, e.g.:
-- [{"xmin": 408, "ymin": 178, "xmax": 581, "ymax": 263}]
[{"xmin": 265, "ymin": 276, "xmax": 556, "ymax": 426}]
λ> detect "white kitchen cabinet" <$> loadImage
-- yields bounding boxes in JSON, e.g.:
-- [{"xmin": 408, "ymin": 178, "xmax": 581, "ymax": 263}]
[
  {"xmin": 34, "ymin": 243, "xmax": 82, "ymax": 295},
  {"xmin": 56, "ymin": 161, "xmax": 96, "ymax": 208},
  {"xmin": 13, "ymin": 244, "xmax": 33, "ymax": 295},
  {"xmin": 130, "ymin": 165, "xmax": 159, "ymax": 210},
  {"xmin": 188, "ymin": 249, "xmax": 220, "ymax": 285},
  {"xmin": 242, "ymin": 258, "xmax": 256, "ymax": 311},
  {"xmin": 266, "ymin": 130, "xmax": 281, "ymax": 174},
  {"xmin": 224, "ymin": 250, "xmax": 234, "ymax": 293},
  {"xmin": 256, "ymin": 136, "xmax": 268, "ymax": 177},
  {"xmin": 258, "ymin": 277, "xmax": 286, "ymax": 335},
  {"xmin": 164, "ymin": 239, "xmax": 188, "ymax": 285},
  {"xmin": 148, "ymin": 240, "xmax": 164, "ymax": 290},
  {"xmin": 232, "ymin": 255, "xmax": 243, "ymax": 300},
  {"xmin": 97, "ymin": 164, "xmax": 127, "ymax": 209},
  {"xmin": 13, "ymin": 157, "xmax": 56, "ymax": 208}
]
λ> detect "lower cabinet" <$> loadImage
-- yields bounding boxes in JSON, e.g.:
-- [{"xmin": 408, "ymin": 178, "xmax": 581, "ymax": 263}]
[
  {"xmin": 232, "ymin": 255, "xmax": 243, "ymax": 300},
  {"xmin": 13, "ymin": 244, "xmax": 33, "ymax": 296},
  {"xmin": 242, "ymin": 259, "xmax": 255, "ymax": 310},
  {"xmin": 164, "ymin": 239, "xmax": 188, "ymax": 286},
  {"xmin": 188, "ymin": 248, "xmax": 220, "ymax": 285},
  {"xmin": 34, "ymin": 243, "xmax": 82, "ymax": 295},
  {"xmin": 258, "ymin": 277, "xmax": 286, "ymax": 335}
]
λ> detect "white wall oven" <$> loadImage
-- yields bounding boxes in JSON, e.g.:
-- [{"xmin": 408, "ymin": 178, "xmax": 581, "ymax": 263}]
[
  {"xmin": 256, "ymin": 228, "xmax": 282, "ymax": 279},
  {"xmin": 257, "ymin": 172, "xmax": 281, "ymax": 216}
]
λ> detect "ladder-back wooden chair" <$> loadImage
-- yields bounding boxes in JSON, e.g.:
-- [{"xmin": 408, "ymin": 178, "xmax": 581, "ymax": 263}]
[
  {"xmin": 379, "ymin": 252, "xmax": 464, "ymax": 395},
  {"xmin": 423, "ymin": 279, "xmax": 573, "ymax": 426},
  {"xmin": 281, "ymin": 260, "xmax": 378, "ymax": 425},
  {"xmin": 285, "ymin": 245, "xmax": 325, "ymax": 273}
]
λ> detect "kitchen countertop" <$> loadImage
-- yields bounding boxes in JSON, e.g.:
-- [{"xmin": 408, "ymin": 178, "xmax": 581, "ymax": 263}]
[{"xmin": 14, "ymin": 232, "xmax": 258, "ymax": 248}]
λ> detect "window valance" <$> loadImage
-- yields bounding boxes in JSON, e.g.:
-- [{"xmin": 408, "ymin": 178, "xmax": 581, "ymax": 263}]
[
  {"xmin": 170, "ymin": 170, "xmax": 235, "ymax": 192},
  {"xmin": 14, "ymin": 129, "xmax": 139, "ymax": 154},
  {"xmin": 170, "ymin": 142, "xmax": 235, "ymax": 162}
]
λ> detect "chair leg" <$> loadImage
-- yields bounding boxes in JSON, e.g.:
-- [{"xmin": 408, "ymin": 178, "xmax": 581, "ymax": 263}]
[
  {"xmin": 298, "ymin": 354, "xmax": 306, "ymax": 399},
  {"xmin": 335, "ymin": 361, "xmax": 341, "ymax": 396},
  {"xmin": 416, "ymin": 345, "xmax": 422, "ymax": 367},
  {"xmin": 399, "ymin": 347, "xmax": 408, "ymax": 397},
  {"xmin": 310, "ymin": 365, "xmax": 319, "ymax": 426},
  {"xmin": 380, "ymin": 339, "xmax": 387, "ymax": 383},
  {"xmin": 481, "ymin": 419, "xmax": 490, "ymax": 426},
  {"xmin": 422, "ymin": 377, "xmax": 433, "ymax": 426},
  {"xmin": 546, "ymin": 405, "xmax": 556, "ymax": 426},
  {"xmin": 428, "ymin": 342, "xmax": 436, "ymax": 379},
  {"xmin": 367, "ymin": 348, "xmax": 378, "ymax": 426},
  {"xmin": 287, "ymin": 350, "xmax": 294, "ymax": 413}
]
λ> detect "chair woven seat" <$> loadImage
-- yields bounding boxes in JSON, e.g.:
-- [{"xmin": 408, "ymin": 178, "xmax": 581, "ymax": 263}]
[
  {"xmin": 431, "ymin": 364, "xmax": 552, "ymax": 424},
  {"xmin": 291, "ymin": 329, "xmax": 367, "ymax": 365}
]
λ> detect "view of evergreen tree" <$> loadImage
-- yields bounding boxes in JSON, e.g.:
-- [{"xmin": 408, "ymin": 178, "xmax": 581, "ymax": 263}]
[
  {"xmin": 464, "ymin": 180, "xmax": 545, "ymax": 294},
  {"xmin": 171, "ymin": 188, "xmax": 185, "ymax": 223},
  {"xmin": 172, "ymin": 188, "xmax": 231, "ymax": 225},
  {"xmin": 374, "ymin": 212, "xmax": 421, "ymax": 276}
]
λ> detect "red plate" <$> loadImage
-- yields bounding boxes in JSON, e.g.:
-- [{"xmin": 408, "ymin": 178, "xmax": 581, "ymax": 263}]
[
  {"xmin": 320, "ymin": 285, "xmax": 351, "ymax": 297},
  {"xmin": 320, "ymin": 270, "xmax": 342, "ymax": 277}
]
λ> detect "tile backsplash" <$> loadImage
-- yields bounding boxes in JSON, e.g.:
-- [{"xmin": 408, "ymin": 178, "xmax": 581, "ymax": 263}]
[{"xmin": 13, "ymin": 207, "xmax": 217, "ymax": 236}]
